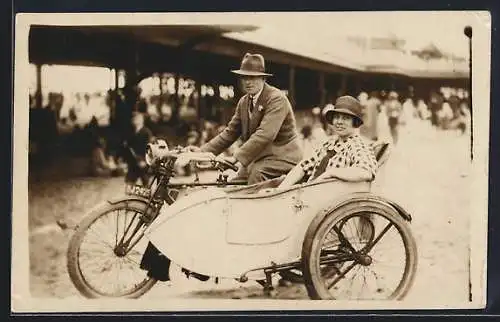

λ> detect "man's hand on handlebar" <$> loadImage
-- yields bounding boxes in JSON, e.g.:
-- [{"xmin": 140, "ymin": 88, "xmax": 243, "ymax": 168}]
[{"xmin": 221, "ymin": 155, "xmax": 243, "ymax": 174}]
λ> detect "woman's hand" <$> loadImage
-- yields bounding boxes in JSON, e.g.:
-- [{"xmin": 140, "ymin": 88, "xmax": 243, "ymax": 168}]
[
  {"xmin": 315, "ymin": 171, "xmax": 335, "ymax": 181},
  {"xmin": 321, "ymin": 167, "xmax": 372, "ymax": 182},
  {"xmin": 278, "ymin": 165, "xmax": 305, "ymax": 188}
]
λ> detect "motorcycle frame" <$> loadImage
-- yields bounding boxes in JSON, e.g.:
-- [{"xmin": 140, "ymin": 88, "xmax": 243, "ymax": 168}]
[{"xmin": 117, "ymin": 158, "xmax": 247, "ymax": 256}]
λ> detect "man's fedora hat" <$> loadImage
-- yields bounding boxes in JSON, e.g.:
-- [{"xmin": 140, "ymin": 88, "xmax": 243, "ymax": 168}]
[
  {"xmin": 322, "ymin": 96, "xmax": 364, "ymax": 126},
  {"xmin": 231, "ymin": 53, "xmax": 273, "ymax": 77}
]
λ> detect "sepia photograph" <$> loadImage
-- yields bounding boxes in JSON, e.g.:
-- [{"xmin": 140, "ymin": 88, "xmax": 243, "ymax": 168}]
[{"xmin": 12, "ymin": 11, "xmax": 491, "ymax": 312}]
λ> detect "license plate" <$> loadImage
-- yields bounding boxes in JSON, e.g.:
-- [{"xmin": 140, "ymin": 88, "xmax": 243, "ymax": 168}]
[{"xmin": 125, "ymin": 184, "xmax": 151, "ymax": 198}]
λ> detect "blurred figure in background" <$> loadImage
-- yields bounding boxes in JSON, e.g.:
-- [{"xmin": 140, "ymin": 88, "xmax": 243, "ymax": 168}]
[
  {"xmin": 133, "ymin": 87, "xmax": 148, "ymax": 114},
  {"xmin": 376, "ymin": 91, "xmax": 392, "ymax": 143},
  {"xmin": 417, "ymin": 98, "xmax": 431, "ymax": 121},
  {"xmin": 90, "ymin": 136, "xmax": 119, "ymax": 177},
  {"xmin": 359, "ymin": 91, "xmax": 380, "ymax": 142},
  {"xmin": 186, "ymin": 123, "xmax": 202, "ymax": 147},
  {"xmin": 402, "ymin": 95, "xmax": 417, "ymax": 126},
  {"xmin": 385, "ymin": 91, "xmax": 403, "ymax": 144},
  {"xmin": 53, "ymin": 93, "xmax": 64, "ymax": 123},
  {"xmin": 40, "ymin": 93, "xmax": 60, "ymax": 159},
  {"xmin": 299, "ymin": 122, "xmax": 315, "ymax": 157},
  {"xmin": 160, "ymin": 94, "xmax": 174, "ymax": 123},
  {"xmin": 147, "ymin": 95, "xmax": 161, "ymax": 124},
  {"xmin": 122, "ymin": 112, "xmax": 154, "ymax": 186},
  {"xmin": 439, "ymin": 98, "xmax": 454, "ymax": 129},
  {"xmin": 400, "ymin": 95, "xmax": 417, "ymax": 140},
  {"xmin": 429, "ymin": 91, "xmax": 443, "ymax": 129},
  {"xmin": 311, "ymin": 107, "xmax": 328, "ymax": 139},
  {"xmin": 357, "ymin": 92, "xmax": 369, "ymax": 107},
  {"xmin": 446, "ymin": 95, "xmax": 469, "ymax": 135},
  {"xmin": 200, "ymin": 121, "xmax": 218, "ymax": 146},
  {"xmin": 458, "ymin": 98, "xmax": 471, "ymax": 135}
]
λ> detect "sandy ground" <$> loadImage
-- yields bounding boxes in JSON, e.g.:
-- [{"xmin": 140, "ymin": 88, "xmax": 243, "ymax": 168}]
[{"xmin": 27, "ymin": 120, "xmax": 473, "ymax": 304}]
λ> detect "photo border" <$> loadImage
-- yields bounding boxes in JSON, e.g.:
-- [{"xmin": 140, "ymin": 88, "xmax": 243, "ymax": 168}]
[{"xmin": 9, "ymin": 0, "xmax": 498, "ymax": 316}]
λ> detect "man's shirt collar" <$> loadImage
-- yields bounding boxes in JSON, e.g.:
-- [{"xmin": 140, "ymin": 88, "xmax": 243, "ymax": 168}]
[{"xmin": 249, "ymin": 85, "xmax": 264, "ymax": 104}]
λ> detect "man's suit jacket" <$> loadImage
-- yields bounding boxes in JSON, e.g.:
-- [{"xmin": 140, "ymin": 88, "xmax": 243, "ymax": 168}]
[{"xmin": 201, "ymin": 83, "xmax": 303, "ymax": 167}]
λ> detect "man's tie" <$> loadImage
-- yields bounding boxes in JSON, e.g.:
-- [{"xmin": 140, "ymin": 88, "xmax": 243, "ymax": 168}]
[{"xmin": 248, "ymin": 95, "xmax": 254, "ymax": 115}]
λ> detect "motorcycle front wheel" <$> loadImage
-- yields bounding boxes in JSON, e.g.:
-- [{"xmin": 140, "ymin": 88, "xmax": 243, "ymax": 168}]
[{"xmin": 67, "ymin": 198, "xmax": 165, "ymax": 299}]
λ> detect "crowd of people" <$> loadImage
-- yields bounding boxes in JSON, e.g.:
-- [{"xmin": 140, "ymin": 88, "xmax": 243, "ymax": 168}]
[
  {"xmin": 28, "ymin": 74, "xmax": 471, "ymax": 185},
  {"xmin": 297, "ymin": 88, "xmax": 471, "ymax": 157},
  {"xmin": 28, "ymin": 85, "xmax": 235, "ymax": 181}
]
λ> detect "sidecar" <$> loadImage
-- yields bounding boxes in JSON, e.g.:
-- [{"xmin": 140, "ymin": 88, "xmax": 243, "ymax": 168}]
[{"xmin": 144, "ymin": 142, "xmax": 418, "ymax": 300}]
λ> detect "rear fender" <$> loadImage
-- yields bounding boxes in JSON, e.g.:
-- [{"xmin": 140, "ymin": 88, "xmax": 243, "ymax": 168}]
[
  {"xmin": 303, "ymin": 192, "xmax": 412, "ymax": 249},
  {"xmin": 334, "ymin": 192, "xmax": 412, "ymax": 222},
  {"xmin": 306, "ymin": 192, "xmax": 411, "ymax": 236}
]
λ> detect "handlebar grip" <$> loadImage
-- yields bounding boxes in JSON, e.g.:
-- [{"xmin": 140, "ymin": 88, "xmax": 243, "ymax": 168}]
[
  {"xmin": 194, "ymin": 161, "xmax": 214, "ymax": 170},
  {"xmin": 227, "ymin": 162, "xmax": 239, "ymax": 172},
  {"xmin": 216, "ymin": 158, "xmax": 238, "ymax": 172}
]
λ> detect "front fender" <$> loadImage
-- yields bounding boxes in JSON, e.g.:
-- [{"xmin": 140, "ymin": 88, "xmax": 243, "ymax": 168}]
[
  {"xmin": 107, "ymin": 195, "xmax": 150, "ymax": 206},
  {"xmin": 59, "ymin": 196, "xmax": 153, "ymax": 231}
]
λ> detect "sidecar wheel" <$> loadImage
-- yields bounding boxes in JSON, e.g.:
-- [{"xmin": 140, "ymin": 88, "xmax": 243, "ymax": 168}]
[
  {"xmin": 302, "ymin": 200, "xmax": 417, "ymax": 300},
  {"xmin": 67, "ymin": 199, "xmax": 162, "ymax": 299}
]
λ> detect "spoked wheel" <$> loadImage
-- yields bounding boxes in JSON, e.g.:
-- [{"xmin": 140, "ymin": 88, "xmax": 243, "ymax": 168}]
[
  {"xmin": 67, "ymin": 198, "xmax": 165, "ymax": 298},
  {"xmin": 302, "ymin": 200, "xmax": 417, "ymax": 300}
]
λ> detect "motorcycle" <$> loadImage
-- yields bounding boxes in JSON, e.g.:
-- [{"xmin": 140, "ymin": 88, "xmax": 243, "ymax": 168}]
[{"xmin": 65, "ymin": 140, "xmax": 417, "ymax": 300}]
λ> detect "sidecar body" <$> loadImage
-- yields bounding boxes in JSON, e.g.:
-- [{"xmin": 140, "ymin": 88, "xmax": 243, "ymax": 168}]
[{"xmin": 144, "ymin": 177, "xmax": 372, "ymax": 280}]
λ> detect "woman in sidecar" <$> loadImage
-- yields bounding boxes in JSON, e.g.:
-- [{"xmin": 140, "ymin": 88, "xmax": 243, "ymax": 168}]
[{"xmin": 279, "ymin": 95, "xmax": 378, "ymax": 187}]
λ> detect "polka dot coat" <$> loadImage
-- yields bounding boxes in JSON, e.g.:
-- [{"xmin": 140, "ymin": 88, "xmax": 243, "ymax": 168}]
[{"xmin": 299, "ymin": 133, "xmax": 378, "ymax": 182}]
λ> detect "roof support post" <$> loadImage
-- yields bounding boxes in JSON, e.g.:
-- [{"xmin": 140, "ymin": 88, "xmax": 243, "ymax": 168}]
[
  {"xmin": 172, "ymin": 35, "xmax": 220, "ymax": 124},
  {"xmin": 288, "ymin": 65, "xmax": 296, "ymax": 108},
  {"xmin": 339, "ymin": 74, "xmax": 347, "ymax": 97},
  {"xmin": 114, "ymin": 68, "xmax": 119, "ymax": 90},
  {"xmin": 319, "ymin": 71, "xmax": 326, "ymax": 107},
  {"xmin": 35, "ymin": 64, "xmax": 42, "ymax": 109},
  {"xmin": 195, "ymin": 80, "xmax": 202, "ymax": 128},
  {"xmin": 173, "ymin": 72, "xmax": 180, "ymax": 122},
  {"xmin": 112, "ymin": 68, "xmax": 119, "ymax": 126}
]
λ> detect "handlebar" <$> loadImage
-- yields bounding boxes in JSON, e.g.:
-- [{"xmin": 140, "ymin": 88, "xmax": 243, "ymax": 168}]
[
  {"xmin": 212, "ymin": 157, "xmax": 239, "ymax": 172},
  {"xmin": 146, "ymin": 142, "xmax": 238, "ymax": 172},
  {"xmin": 184, "ymin": 153, "xmax": 238, "ymax": 172},
  {"xmin": 178, "ymin": 153, "xmax": 239, "ymax": 172}
]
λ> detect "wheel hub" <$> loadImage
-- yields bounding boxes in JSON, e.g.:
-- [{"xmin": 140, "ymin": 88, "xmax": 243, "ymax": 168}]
[
  {"xmin": 357, "ymin": 254, "xmax": 372, "ymax": 266},
  {"xmin": 113, "ymin": 245, "xmax": 127, "ymax": 257}
]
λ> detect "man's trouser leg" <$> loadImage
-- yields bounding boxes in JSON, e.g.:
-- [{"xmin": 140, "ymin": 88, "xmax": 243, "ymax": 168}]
[{"xmin": 247, "ymin": 159, "xmax": 296, "ymax": 185}]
